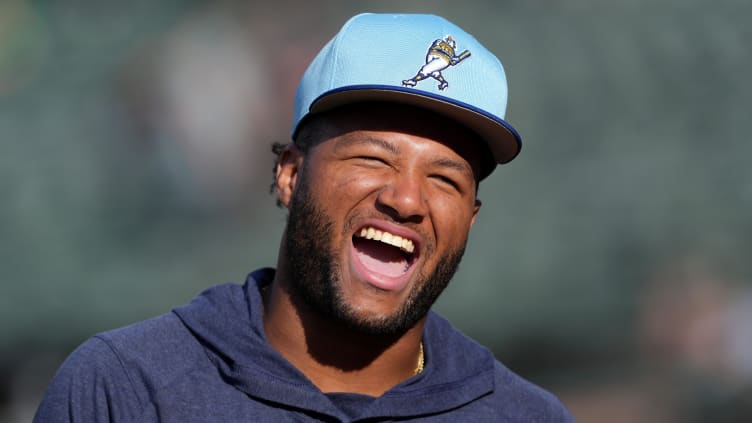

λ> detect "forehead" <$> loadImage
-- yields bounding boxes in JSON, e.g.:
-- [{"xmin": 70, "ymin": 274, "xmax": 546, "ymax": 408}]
[{"xmin": 300, "ymin": 102, "xmax": 491, "ymax": 179}]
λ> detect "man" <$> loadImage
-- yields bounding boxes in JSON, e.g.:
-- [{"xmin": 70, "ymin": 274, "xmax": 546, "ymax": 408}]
[{"xmin": 35, "ymin": 13, "xmax": 575, "ymax": 422}]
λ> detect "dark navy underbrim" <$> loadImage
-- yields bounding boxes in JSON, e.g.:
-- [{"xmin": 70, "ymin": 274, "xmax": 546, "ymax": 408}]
[{"xmin": 296, "ymin": 85, "xmax": 522, "ymax": 179}]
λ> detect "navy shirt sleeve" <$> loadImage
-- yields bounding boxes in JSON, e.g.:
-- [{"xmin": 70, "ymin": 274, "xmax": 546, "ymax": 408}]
[{"xmin": 34, "ymin": 336, "xmax": 145, "ymax": 423}]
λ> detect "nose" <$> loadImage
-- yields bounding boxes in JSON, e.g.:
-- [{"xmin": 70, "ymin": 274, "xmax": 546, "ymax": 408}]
[{"xmin": 375, "ymin": 173, "xmax": 427, "ymax": 222}]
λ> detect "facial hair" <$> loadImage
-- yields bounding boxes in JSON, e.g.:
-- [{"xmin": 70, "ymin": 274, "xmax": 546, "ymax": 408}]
[{"xmin": 284, "ymin": 172, "xmax": 467, "ymax": 337}]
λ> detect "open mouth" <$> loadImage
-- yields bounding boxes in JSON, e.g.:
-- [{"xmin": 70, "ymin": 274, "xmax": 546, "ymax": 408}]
[{"xmin": 352, "ymin": 226, "xmax": 418, "ymax": 280}]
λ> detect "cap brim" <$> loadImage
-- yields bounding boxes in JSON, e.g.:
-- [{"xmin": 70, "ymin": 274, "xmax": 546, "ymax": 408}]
[{"xmin": 307, "ymin": 85, "xmax": 522, "ymax": 177}]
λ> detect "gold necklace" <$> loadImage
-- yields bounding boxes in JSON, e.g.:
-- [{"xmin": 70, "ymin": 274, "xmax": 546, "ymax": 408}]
[{"xmin": 414, "ymin": 342, "xmax": 425, "ymax": 375}]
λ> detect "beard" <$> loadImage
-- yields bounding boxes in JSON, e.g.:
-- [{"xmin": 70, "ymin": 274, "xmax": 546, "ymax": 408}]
[{"xmin": 284, "ymin": 172, "xmax": 467, "ymax": 337}]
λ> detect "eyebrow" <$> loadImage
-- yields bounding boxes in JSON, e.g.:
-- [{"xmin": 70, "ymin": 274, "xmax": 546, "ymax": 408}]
[
  {"xmin": 432, "ymin": 157, "xmax": 475, "ymax": 179},
  {"xmin": 333, "ymin": 135, "xmax": 401, "ymax": 155}
]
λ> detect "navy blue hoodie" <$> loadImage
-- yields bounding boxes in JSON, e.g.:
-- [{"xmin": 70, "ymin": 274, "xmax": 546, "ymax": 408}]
[{"xmin": 34, "ymin": 268, "xmax": 575, "ymax": 422}]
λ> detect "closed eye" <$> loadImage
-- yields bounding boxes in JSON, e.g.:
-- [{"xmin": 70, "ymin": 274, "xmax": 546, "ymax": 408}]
[
  {"xmin": 429, "ymin": 157, "xmax": 475, "ymax": 194},
  {"xmin": 355, "ymin": 155, "xmax": 388, "ymax": 164},
  {"xmin": 431, "ymin": 174, "xmax": 461, "ymax": 191}
]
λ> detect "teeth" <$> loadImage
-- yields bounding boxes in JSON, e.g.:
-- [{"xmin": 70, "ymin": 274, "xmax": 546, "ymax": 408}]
[
  {"xmin": 356, "ymin": 226, "xmax": 415, "ymax": 254},
  {"xmin": 402, "ymin": 238, "xmax": 413, "ymax": 253}
]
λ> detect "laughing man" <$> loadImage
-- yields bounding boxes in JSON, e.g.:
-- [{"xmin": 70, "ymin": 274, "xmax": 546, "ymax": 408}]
[{"xmin": 35, "ymin": 13, "xmax": 575, "ymax": 422}]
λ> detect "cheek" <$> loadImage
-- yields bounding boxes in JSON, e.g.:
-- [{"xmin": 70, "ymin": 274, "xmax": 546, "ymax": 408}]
[
  {"xmin": 304, "ymin": 167, "xmax": 385, "ymax": 234},
  {"xmin": 430, "ymin": 198, "xmax": 476, "ymax": 243},
  {"xmin": 325, "ymin": 166, "xmax": 386, "ymax": 198},
  {"xmin": 302, "ymin": 160, "xmax": 353, "ymax": 198}
]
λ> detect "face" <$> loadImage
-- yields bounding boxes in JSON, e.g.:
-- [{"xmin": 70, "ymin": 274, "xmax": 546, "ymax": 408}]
[{"xmin": 278, "ymin": 103, "xmax": 483, "ymax": 336}]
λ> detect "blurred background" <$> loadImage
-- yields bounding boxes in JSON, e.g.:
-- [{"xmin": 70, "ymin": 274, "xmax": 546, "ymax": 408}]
[{"xmin": 1, "ymin": 0, "xmax": 750, "ymax": 421}]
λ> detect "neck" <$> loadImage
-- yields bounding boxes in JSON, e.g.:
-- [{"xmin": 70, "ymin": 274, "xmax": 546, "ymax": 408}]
[{"xmin": 263, "ymin": 267, "xmax": 425, "ymax": 397}]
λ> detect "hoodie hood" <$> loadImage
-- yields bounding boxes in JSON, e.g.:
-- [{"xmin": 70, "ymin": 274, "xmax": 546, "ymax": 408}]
[{"xmin": 173, "ymin": 268, "xmax": 497, "ymax": 421}]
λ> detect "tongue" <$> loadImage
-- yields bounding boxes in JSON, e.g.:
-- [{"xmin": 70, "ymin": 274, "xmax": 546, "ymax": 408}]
[{"xmin": 353, "ymin": 238, "xmax": 408, "ymax": 277}]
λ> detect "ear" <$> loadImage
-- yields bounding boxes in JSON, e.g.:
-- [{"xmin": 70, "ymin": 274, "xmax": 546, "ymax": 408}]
[
  {"xmin": 470, "ymin": 198, "xmax": 482, "ymax": 228},
  {"xmin": 275, "ymin": 145, "xmax": 304, "ymax": 208}
]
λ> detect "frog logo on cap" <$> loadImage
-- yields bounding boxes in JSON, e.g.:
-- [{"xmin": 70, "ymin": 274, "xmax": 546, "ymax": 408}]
[{"xmin": 402, "ymin": 35, "xmax": 471, "ymax": 91}]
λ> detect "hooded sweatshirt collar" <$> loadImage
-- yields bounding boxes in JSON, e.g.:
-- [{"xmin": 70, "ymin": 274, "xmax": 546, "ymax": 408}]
[{"xmin": 174, "ymin": 268, "xmax": 496, "ymax": 421}]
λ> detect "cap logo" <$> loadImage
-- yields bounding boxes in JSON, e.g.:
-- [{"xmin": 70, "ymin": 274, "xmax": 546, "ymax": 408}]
[{"xmin": 402, "ymin": 35, "xmax": 471, "ymax": 91}]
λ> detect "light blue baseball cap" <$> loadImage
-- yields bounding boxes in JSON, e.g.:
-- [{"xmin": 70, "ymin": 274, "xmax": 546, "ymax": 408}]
[{"xmin": 292, "ymin": 13, "xmax": 522, "ymax": 178}]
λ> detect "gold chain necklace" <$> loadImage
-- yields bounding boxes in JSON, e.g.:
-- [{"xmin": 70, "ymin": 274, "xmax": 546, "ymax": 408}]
[{"xmin": 414, "ymin": 342, "xmax": 425, "ymax": 375}]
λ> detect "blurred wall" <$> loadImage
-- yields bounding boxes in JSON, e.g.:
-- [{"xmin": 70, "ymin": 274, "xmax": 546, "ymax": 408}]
[{"xmin": 1, "ymin": 0, "xmax": 750, "ymax": 421}]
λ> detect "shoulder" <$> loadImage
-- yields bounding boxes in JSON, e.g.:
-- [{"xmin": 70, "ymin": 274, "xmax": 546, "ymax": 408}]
[
  {"xmin": 34, "ymin": 312, "xmax": 207, "ymax": 423},
  {"xmin": 95, "ymin": 311, "xmax": 209, "ymax": 390},
  {"xmin": 489, "ymin": 360, "xmax": 576, "ymax": 422},
  {"xmin": 424, "ymin": 313, "xmax": 575, "ymax": 422},
  {"xmin": 34, "ymin": 331, "xmax": 146, "ymax": 422}
]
